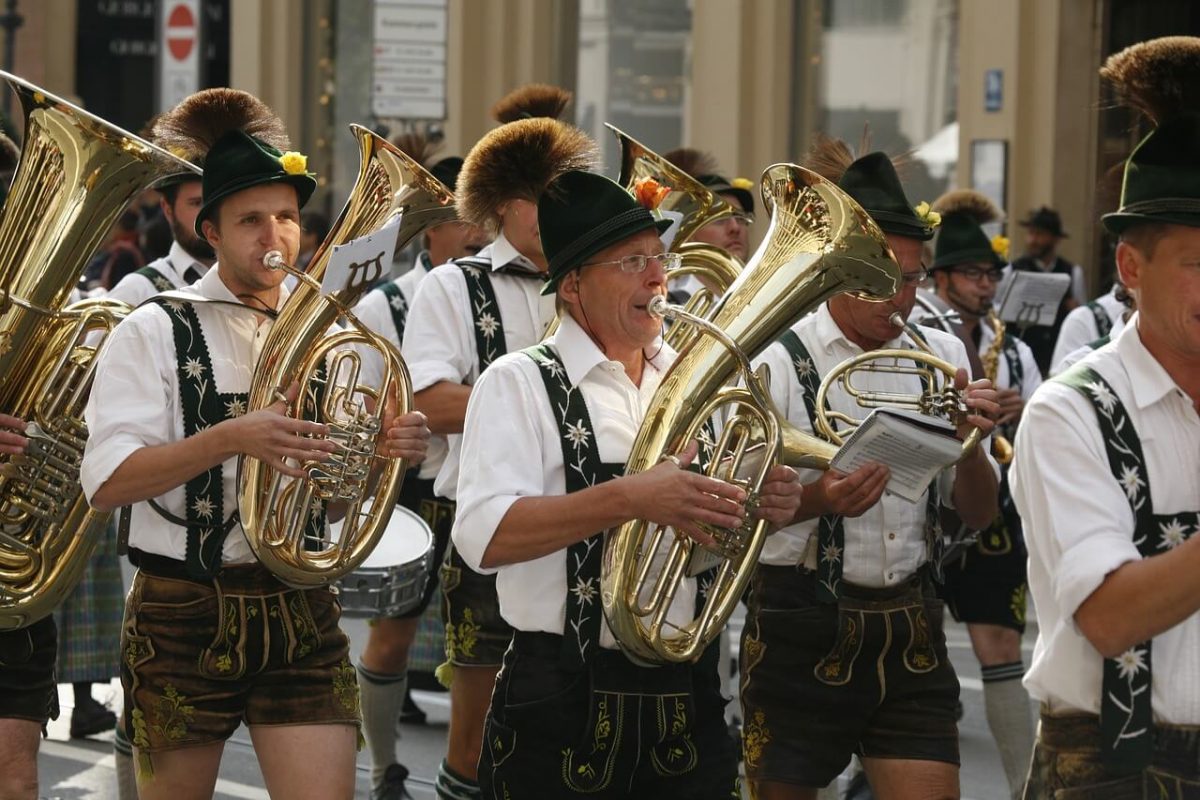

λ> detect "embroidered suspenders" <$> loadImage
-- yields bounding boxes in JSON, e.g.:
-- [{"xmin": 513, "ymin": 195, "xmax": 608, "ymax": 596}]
[
  {"xmin": 778, "ymin": 330, "xmax": 944, "ymax": 602},
  {"xmin": 1057, "ymin": 364, "xmax": 1199, "ymax": 771},
  {"xmin": 376, "ymin": 281, "xmax": 409, "ymax": 341},
  {"xmin": 135, "ymin": 266, "xmax": 174, "ymax": 294},
  {"xmin": 151, "ymin": 298, "xmax": 250, "ymax": 578},
  {"xmin": 457, "ymin": 257, "xmax": 508, "ymax": 375},
  {"xmin": 1086, "ymin": 300, "xmax": 1114, "ymax": 338}
]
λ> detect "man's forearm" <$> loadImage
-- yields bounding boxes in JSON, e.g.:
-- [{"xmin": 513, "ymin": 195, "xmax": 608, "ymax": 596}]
[
  {"xmin": 414, "ymin": 381, "xmax": 471, "ymax": 435},
  {"xmin": 950, "ymin": 447, "xmax": 998, "ymax": 529},
  {"xmin": 90, "ymin": 425, "xmax": 236, "ymax": 511},
  {"xmin": 480, "ymin": 480, "xmax": 634, "ymax": 569}
]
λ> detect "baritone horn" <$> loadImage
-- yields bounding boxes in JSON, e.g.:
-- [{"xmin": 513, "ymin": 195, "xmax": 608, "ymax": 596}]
[
  {"xmin": 0, "ymin": 72, "xmax": 199, "ymax": 629},
  {"xmin": 238, "ymin": 124, "xmax": 456, "ymax": 588},
  {"xmin": 603, "ymin": 163, "xmax": 902, "ymax": 665}
]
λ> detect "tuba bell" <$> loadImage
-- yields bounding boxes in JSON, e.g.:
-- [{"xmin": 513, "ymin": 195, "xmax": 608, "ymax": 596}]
[
  {"xmin": 603, "ymin": 163, "xmax": 902, "ymax": 664},
  {"xmin": 238, "ymin": 124, "xmax": 456, "ymax": 589},
  {"xmin": 0, "ymin": 72, "xmax": 199, "ymax": 629}
]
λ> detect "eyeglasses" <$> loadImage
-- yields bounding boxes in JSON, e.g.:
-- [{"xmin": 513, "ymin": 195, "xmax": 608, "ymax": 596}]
[
  {"xmin": 710, "ymin": 213, "xmax": 755, "ymax": 228},
  {"xmin": 581, "ymin": 252, "xmax": 683, "ymax": 273},
  {"xmin": 899, "ymin": 268, "xmax": 928, "ymax": 287},
  {"xmin": 952, "ymin": 266, "xmax": 1005, "ymax": 283}
]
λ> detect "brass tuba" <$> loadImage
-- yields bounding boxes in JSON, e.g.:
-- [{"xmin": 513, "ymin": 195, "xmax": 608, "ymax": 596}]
[
  {"xmin": 0, "ymin": 73, "xmax": 198, "ymax": 629},
  {"xmin": 238, "ymin": 124, "xmax": 456, "ymax": 588},
  {"xmin": 603, "ymin": 163, "xmax": 902, "ymax": 664}
]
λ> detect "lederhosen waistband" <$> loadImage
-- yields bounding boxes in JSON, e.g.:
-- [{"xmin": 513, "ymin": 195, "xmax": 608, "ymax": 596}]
[
  {"xmin": 130, "ymin": 548, "xmax": 292, "ymax": 595},
  {"xmin": 756, "ymin": 563, "xmax": 933, "ymax": 610},
  {"xmin": 511, "ymin": 630, "xmax": 695, "ymax": 694},
  {"xmin": 1039, "ymin": 708, "xmax": 1200, "ymax": 779}
]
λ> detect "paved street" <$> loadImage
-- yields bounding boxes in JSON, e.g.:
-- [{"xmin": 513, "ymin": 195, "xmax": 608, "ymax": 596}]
[{"xmin": 36, "ymin": 610, "xmax": 1036, "ymax": 799}]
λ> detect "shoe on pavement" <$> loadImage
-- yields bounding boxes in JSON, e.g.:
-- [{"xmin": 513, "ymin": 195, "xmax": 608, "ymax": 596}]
[
  {"xmin": 371, "ymin": 763, "xmax": 413, "ymax": 800},
  {"xmin": 70, "ymin": 698, "xmax": 117, "ymax": 739}
]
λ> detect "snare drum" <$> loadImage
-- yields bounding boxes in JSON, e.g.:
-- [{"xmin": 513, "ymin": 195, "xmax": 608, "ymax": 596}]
[{"xmin": 334, "ymin": 505, "xmax": 433, "ymax": 618}]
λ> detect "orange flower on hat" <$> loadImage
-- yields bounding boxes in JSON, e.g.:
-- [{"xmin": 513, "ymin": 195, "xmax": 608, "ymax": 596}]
[{"xmin": 633, "ymin": 177, "xmax": 671, "ymax": 211}]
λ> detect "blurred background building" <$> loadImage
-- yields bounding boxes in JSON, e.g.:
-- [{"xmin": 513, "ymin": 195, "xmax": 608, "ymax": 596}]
[{"xmin": 3, "ymin": 0, "xmax": 1198, "ymax": 293}]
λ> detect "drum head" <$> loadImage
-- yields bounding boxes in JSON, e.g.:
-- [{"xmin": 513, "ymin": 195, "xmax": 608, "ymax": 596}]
[{"xmin": 329, "ymin": 500, "xmax": 432, "ymax": 567}]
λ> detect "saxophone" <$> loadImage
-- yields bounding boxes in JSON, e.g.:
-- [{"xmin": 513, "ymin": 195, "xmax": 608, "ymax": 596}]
[{"xmin": 981, "ymin": 310, "xmax": 1014, "ymax": 464}]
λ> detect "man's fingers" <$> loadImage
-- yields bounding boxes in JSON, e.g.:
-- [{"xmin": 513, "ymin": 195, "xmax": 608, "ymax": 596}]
[{"xmin": 675, "ymin": 440, "xmax": 700, "ymax": 470}]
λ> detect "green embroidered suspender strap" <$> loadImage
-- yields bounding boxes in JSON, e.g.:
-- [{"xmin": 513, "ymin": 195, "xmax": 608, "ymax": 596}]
[
  {"xmin": 524, "ymin": 344, "xmax": 624, "ymax": 670},
  {"xmin": 1086, "ymin": 300, "xmax": 1113, "ymax": 338},
  {"xmin": 150, "ymin": 298, "xmax": 250, "ymax": 578},
  {"xmin": 375, "ymin": 281, "xmax": 409, "ymax": 342},
  {"xmin": 1086, "ymin": 333, "xmax": 1112, "ymax": 353},
  {"xmin": 778, "ymin": 330, "xmax": 943, "ymax": 603},
  {"xmin": 135, "ymin": 265, "xmax": 174, "ymax": 294},
  {"xmin": 456, "ymin": 257, "xmax": 507, "ymax": 375},
  {"xmin": 1001, "ymin": 333, "xmax": 1024, "ymax": 392},
  {"xmin": 1060, "ymin": 367, "xmax": 1200, "ymax": 772},
  {"xmin": 1056, "ymin": 364, "xmax": 1199, "ymax": 772}
]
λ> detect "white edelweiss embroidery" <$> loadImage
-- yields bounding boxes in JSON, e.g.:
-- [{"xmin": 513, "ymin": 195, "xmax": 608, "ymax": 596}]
[
  {"xmin": 1158, "ymin": 518, "xmax": 1189, "ymax": 550},
  {"xmin": 192, "ymin": 496, "xmax": 215, "ymax": 519},
  {"xmin": 1086, "ymin": 381, "xmax": 1117, "ymax": 415},
  {"xmin": 565, "ymin": 421, "xmax": 591, "ymax": 448},
  {"xmin": 570, "ymin": 576, "xmax": 597, "ymax": 606},
  {"xmin": 1114, "ymin": 647, "xmax": 1148, "ymax": 681},
  {"xmin": 1118, "ymin": 464, "xmax": 1144, "ymax": 502},
  {"xmin": 821, "ymin": 542, "xmax": 842, "ymax": 564},
  {"xmin": 539, "ymin": 359, "xmax": 566, "ymax": 379},
  {"xmin": 165, "ymin": 300, "xmax": 185, "ymax": 314},
  {"xmin": 182, "ymin": 357, "xmax": 206, "ymax": 380},
  {"xmin": 463, "ymin": 265, "xmax": 482, "ymax": 279},
  {"xmin": 225, "ymin": 398, "xmax": 247, "ymax": 418},
  {"xmin": 389, "ymin": 293, "xmax": 405, "ymax": 310},
  {"xmin": 476, "ymin": 312, "xmax": 499, "ymax": 338},
  {"xmin": 793, "ymin": 357, "xmax": 815, "ymax": 379}
]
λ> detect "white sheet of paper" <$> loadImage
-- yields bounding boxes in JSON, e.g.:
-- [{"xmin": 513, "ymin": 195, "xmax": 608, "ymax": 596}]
[
  {"xmin": 995, "ymin": 271, "xmax": 1071, "ymax": 326},
  {"xmin": 830, "ymin": 409, "xmax": 961, "ymax": 504},
  {"xmin": 657, "ymin": 208, "xmax": 685, "ymax": 251},
  {"xmin": 321, "ymin": 214, "xmax": 403, "ymax": 297}
]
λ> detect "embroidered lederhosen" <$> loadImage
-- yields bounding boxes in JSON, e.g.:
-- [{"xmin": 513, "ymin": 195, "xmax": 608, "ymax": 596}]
[
  {"xmin": 519, "ymin": 344, "xmax": 721, "ymax": 792},
  {"xmin": 136, "ymin": 265, "xmax": 174, "ymax": 294},
  {"xmin": 1087, "ymin": 299, "xmax": 1114, "ymax": 339},
  {"xmin": 778, "ymin": 330, "xmax": 943, "ymax": 685},
  {"xmin": 1058, "ymin": 364, "xmax": 1200, "ymax": 772}
]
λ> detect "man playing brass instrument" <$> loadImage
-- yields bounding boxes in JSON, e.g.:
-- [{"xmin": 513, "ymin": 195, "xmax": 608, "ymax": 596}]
[
  {"xmin": 81, "ymin": 95, "xmax": 429, "ymax": 800},
  {"xmin": 1012, "ymin": 36, "xmax": 1200, "ymax": 797},
  {"xmin": 0, "ymin": 411, "xmax": 60, "ymax": 800},
  {"xmin": 927, "ymin": 190, "xmax": 1040, "ymax": 800},
  {"xmin": 454, "ymin": 169, "xmax": 801, "ymax": 799},
  {"xmin": 741, "ymin": 141, "xmax": 1000, "ymax": 800}
]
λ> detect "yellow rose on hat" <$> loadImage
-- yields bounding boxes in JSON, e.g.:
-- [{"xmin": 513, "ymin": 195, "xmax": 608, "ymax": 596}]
[
  {"xmin": 991, "ymin": 234, "xmax": 1010, "ymax": 261},
  {"xmin": 731, "ymin": 177, "xmax": 754, "ymax": 190},
  {"xmin": 279, "ymin": 151, "xmax": 308, "ymax": 176},
  {"xmin": 914, "ymin": 201, "xmax": 942, "ymax": 229}
]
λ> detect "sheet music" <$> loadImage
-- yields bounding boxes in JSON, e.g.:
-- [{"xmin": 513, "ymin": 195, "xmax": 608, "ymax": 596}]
[
  {"xmin": 830, "ymin": 408, "xmax": 962, "ymax": 504},
  {"xmin": 995, "ymin": 270, "xmax": 1071, "ymax": 326},
  {"xmin": 321, "ymin": 214, "xmax": 403, "ymax": 297}
]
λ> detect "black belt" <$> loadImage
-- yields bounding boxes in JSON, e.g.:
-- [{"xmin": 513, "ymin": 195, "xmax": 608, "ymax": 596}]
[
  {"xmin": 1039, "ymin": 708, "xmax": 1200, "ymax": 776},
  {"xmin": 129, "ymin": 548, "xmax": 274, "ymax": 585},
  {"xmin": 511, "ymin": 631, "xmax": 695, "ymax": 694}
]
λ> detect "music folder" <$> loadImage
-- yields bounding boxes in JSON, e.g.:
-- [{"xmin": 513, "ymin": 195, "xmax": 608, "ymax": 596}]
[
  {"xmin": 994, "ymin": 270, "xmax": 1071, "ymax": 327},
  {"xmin": 830, "ymin": 407, "xmax": 962, "ymax": 504}
]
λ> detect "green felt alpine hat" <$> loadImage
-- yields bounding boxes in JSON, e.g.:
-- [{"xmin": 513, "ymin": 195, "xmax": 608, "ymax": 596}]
[
  {"xmin": 194, "ymin": 130, "xmax": 316, "ymax": 236},
  {"xmin": 838, "ymin": 152, "xmax": 934, "ymax": 241},
  {"xmin": 932, "ymin": 212, "xmax": 1004, "ymax": 270},
  {"xmin": 1102, "ymin": 114, "xmax": 1200, "ymax": 235},
  {"xmin": 698, "ymin": 173, "xmax": 755, "ymax": 216},
  {"xmin": 538, "ymin": 170, "xmax": 672, "ymax": 295}
]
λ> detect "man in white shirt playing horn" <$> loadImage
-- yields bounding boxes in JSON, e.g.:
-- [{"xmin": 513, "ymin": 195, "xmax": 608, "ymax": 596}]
[
  {"xmin": 454, "ymin": 168, "xmax": 802, "ymax": 799},
  {"xmin": 742, "ymin": 137, "xmax": 1000, "ymax": 800},
  {"xmin": 1012, "ymin": 36, "xmax": 1200, "ymax": 798}
]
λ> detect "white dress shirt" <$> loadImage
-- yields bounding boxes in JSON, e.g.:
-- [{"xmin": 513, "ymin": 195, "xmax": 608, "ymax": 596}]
[
  {"xmin": 401, "ymin": 232, "xmax": 556, "ymax": 499},
  {"xmin": 752, "ymin": 304, "xmax": 998, "ymax": 587},
  {"xmin": 81, "ymin": 267, "xmax": 288, "ymax": 565},
  {"xmin": 1050, "ymin": 287, "xmax": 1128, "ymax": 376},
  {"xmin": 454, "ymin": 315, "xmax": 697, "ymax": 648},
  {"xmin": 106, "ymin": 241, "xmax": 210, "ymax": 307},
  {"xmin": 976, "ymin": 319, "xmax": 1042, "ymax": 400},
  {"xmin": 1011, "ymin": 320, "xmax": 1200, "ymax": 723},
  {"xmin": 353, "ymin": 251, "xmax": 446, "ymax": 481}
]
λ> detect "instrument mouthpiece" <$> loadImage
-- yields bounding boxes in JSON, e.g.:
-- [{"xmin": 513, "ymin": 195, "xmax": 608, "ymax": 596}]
[
  {"xmin": 647, "ymin": 295, "xmax": 671, "ymax": 319},
  {"xmin": 263, "ymin": 250, "xmax": 287, "ymax": 270},
  {"xmin": 888, "ymin": 312, "xmax": 905, "ymax": 328}
]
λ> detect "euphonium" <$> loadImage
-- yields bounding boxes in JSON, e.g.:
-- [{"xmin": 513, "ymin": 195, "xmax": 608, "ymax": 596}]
[
  {"xmin": 603, "ymin": 163, "xmax": 902, "ymax": 664},
  {"xmin": 606, "ymin": 124, "xmax": 742, "ymax": 349},
  {"xmin": 0, "ymin": 73, "xmax": 198, "ymax": 630},
  {"xmin": 238, "ymin": 124, "xmax": 456, "ymax": 588},
  {"xmin": 981, "ymin": 310, "xmax": 1013, "ymax": 464}
]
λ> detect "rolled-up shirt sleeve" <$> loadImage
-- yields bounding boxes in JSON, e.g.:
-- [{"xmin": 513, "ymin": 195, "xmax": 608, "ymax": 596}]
[
  {"xmin": 453, "ymin": 356, "xmax": 555, "ymax": 573},
  {"xmin": 402, "ymin": 267, "xmax": 472, "ymax": 392},
  {"xmin": 81, "ymin": 308, "xmax": 176, "ymax": 503},
  {"xmin": 1011, "ymin": 382, "xmax": 1140, "ymax": 625}
]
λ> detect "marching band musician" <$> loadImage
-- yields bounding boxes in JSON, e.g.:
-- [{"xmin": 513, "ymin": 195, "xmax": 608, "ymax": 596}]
[
  {"xmin": 105, "ymin": 93, "xmax": 222, "ymax": 307},
  {"xmin": 0, "ymin": 411, "xmax": 59, "ymax": 800},
  {"xmin": 351, "ymin": 134, "xmax": 488, "ymax": 799},
  {"xmin": 454, "ymin": 169, "xmax": 802, "ymax": 799},
  {"xmin": 397, "ymin": 83, "xmax": 596, "ymax": 800},
  {"xmin": 663, "ymin": 147, "xmax": 756, "ymax": 263},
  {"xmin": 741, "ymin": 139, "xmax": 1000, "ymax": 800},
  {"xmin": 1011, "ymin": 37, "xmax": 1200, "ymax": 797},
  {"xmin": 1047, "ymin": 283, "xmax": 1129, "ymax": 374},
  {"xmin": 80, "ymin": 94, "xmax": 429, "ymax": 800},
  {"xmin": 927, "ymin": 191, "xmax": 1040, "ymax": 800}
]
